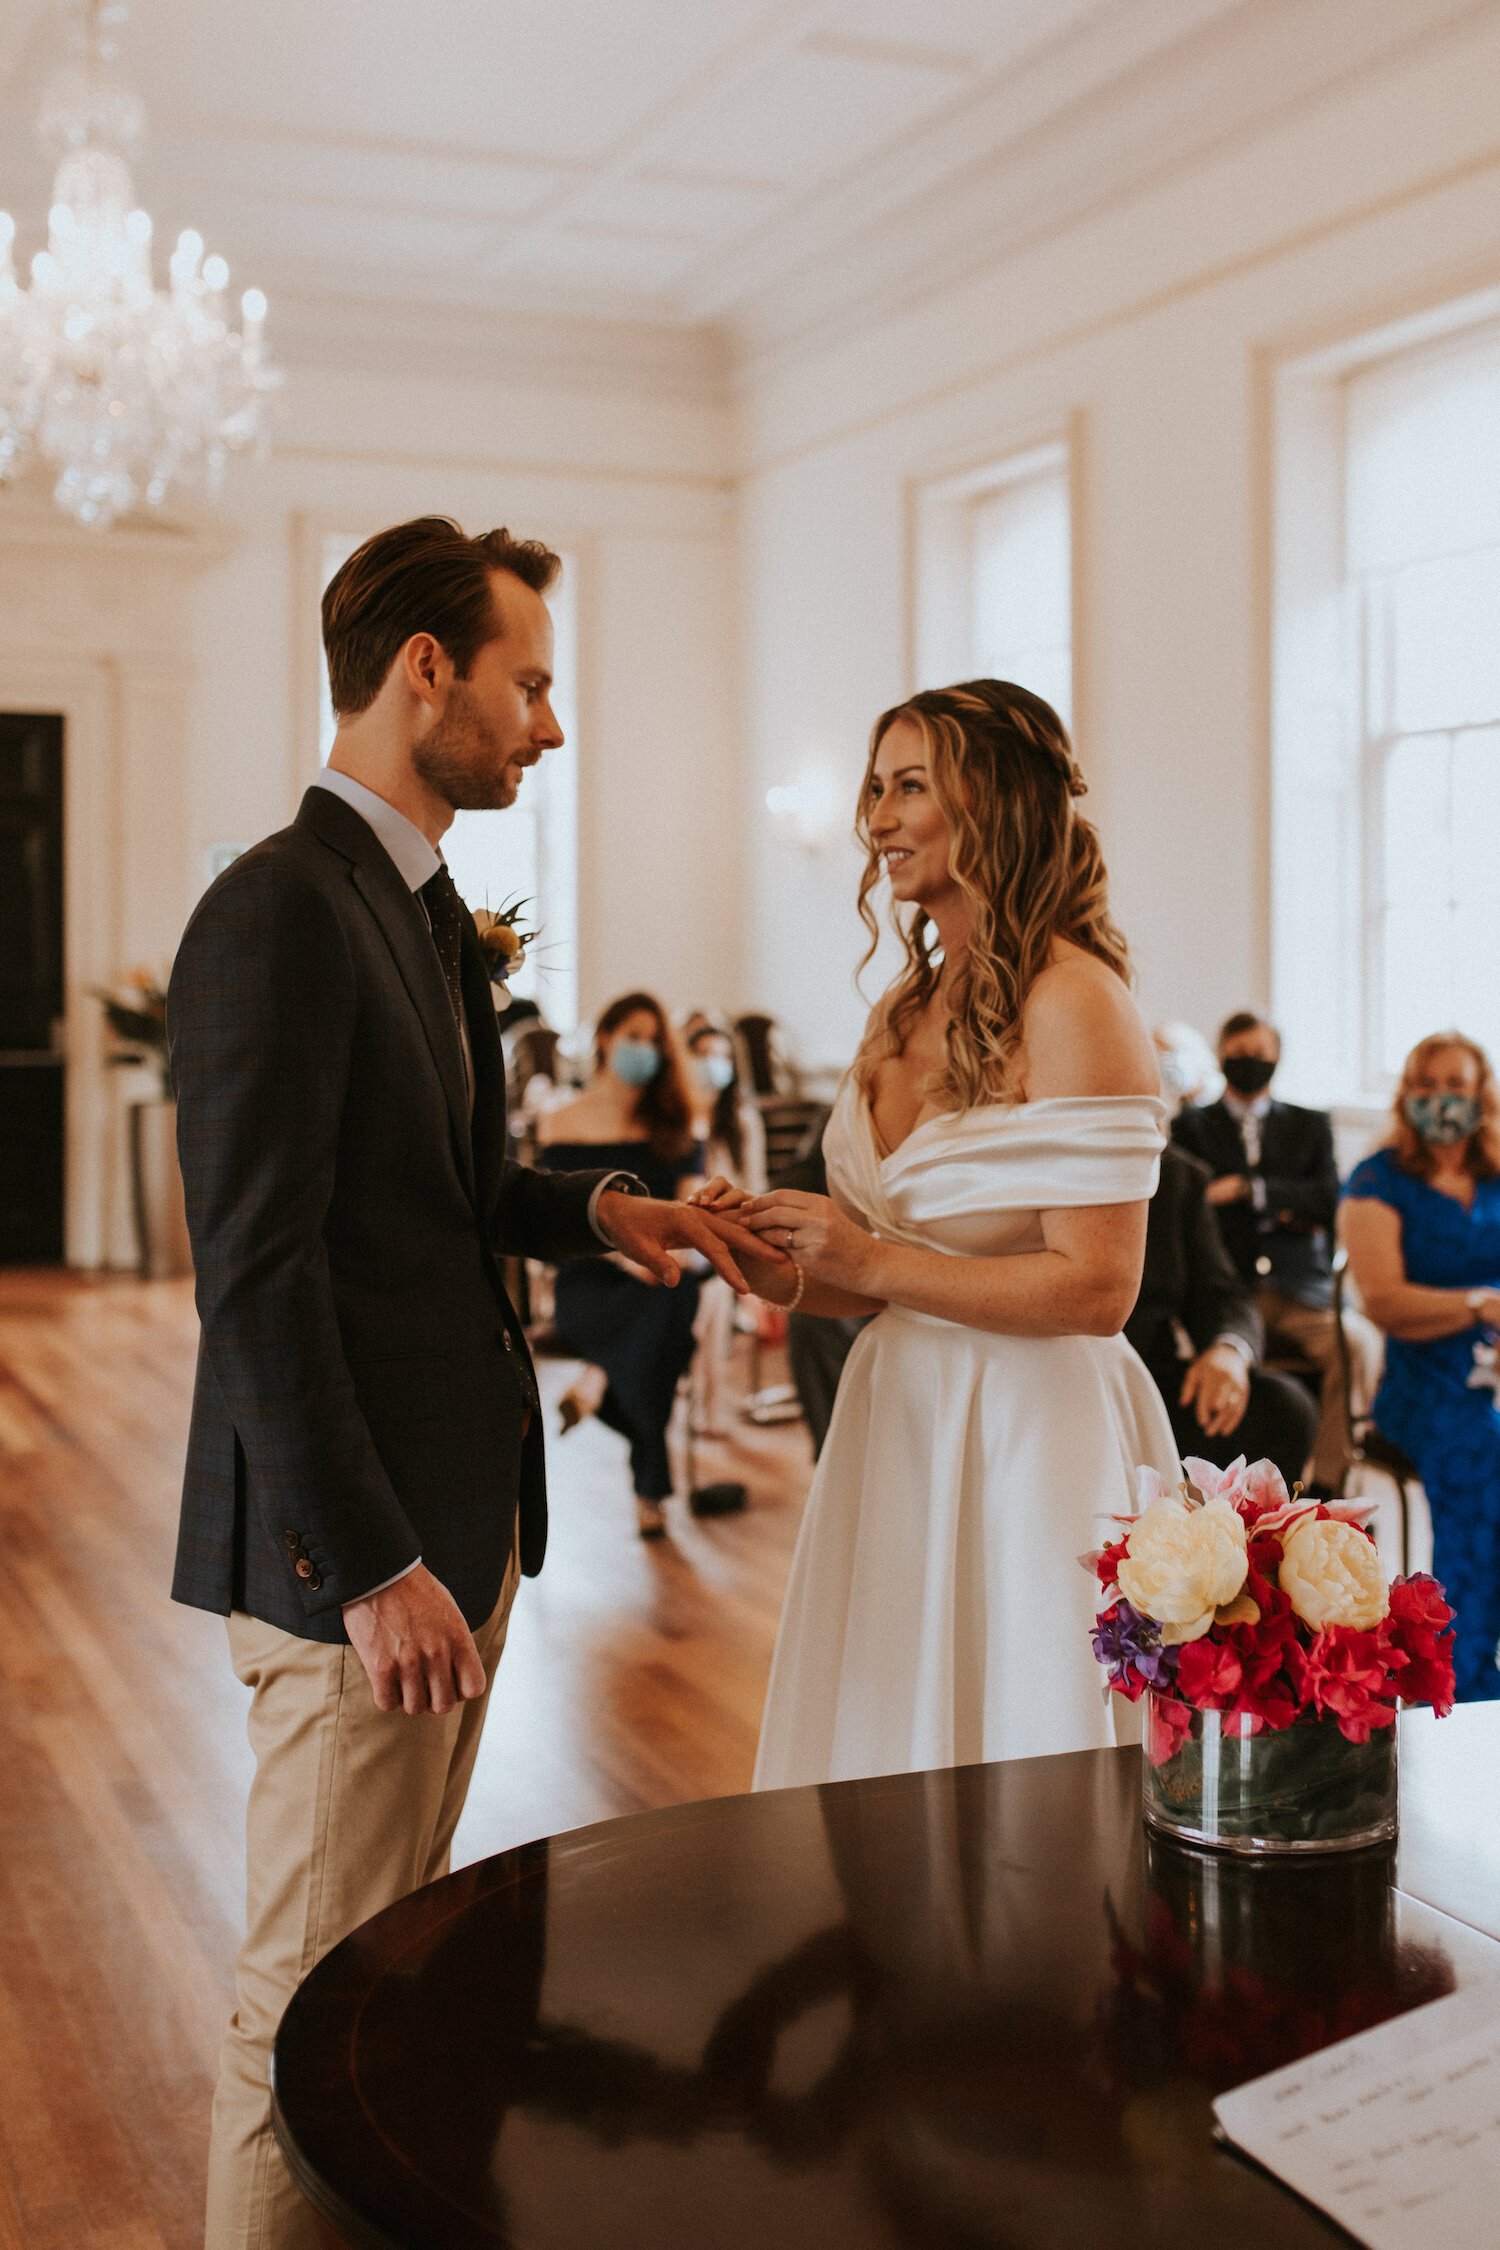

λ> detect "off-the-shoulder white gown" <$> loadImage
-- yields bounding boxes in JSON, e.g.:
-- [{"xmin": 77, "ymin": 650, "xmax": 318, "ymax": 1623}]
[{"xmin": 754, "ymin": 1078, "xmax": 1178, "ymax": 1789}]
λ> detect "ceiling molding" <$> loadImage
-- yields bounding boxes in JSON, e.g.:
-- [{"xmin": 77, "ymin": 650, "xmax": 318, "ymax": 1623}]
[
  {"xmin": 264, "ymin": 286, "xmax": 731, "ymax": 402},
  {"xmin": 714, "ymin": 0, "xmax": 1494, "ymax": 369}
]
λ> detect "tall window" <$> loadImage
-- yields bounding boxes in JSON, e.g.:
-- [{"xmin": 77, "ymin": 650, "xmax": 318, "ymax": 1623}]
[
  {"xmin": 1346, "ymin": 329, "xmax": 1500, "ymax": 1078},
  {"xmin": 318, "ymin": 535, "xmax": 580, "ymax": 1030},
  {"xmin": 912, "ymin": 439, "xmax": 1072, "ymax": 723},
  {"xmin": 1273, "ymin": 307, "xmax": 1500, "ymax": 1102}
]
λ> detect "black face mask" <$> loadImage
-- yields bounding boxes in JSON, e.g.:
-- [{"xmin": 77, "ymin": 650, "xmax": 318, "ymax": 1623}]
[{"xmin": 1222, "ymin": 1054, "xmax": 1276, "ymax": 1097}]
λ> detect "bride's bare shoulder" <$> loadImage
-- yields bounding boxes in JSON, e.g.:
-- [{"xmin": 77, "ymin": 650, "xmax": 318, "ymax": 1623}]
[{"xmin": 1018, "ymin": 946, "xmax": 1158, "ymax": 1100}]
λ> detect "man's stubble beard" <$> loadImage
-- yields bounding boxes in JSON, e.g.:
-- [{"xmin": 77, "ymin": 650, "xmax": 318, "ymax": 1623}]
[{"xmin": 412, "ymin": 682, "xmax": 520, "ymax": 812}]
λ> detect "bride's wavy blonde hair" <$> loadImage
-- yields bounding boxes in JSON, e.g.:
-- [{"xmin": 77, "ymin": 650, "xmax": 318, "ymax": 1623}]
[{"xmin": 854, "ymin": 679, "xmax": 1129, "ymax": 1113}]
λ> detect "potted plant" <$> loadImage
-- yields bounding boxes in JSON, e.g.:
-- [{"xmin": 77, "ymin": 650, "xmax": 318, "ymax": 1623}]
[
  {"xmin": 94, "ymin": 972, "xmax": 191, "ymax": 1278},
  {"xmin": 1087, "ymin": 1458, "xmax": 1457, "ymax": 1854}
]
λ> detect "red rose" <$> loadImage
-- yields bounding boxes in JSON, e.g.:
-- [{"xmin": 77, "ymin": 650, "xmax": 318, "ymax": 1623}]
[
  {"xmin": 1387, "ymin": 1574, "xmax": 1456, "ymax": 1641},
  {"xmin": 1383, "ymin": 1574, "xmax": 1457, "ymax": 1715},
  {"xmin": 1176, "ymin": 1636, "xmax": 1243, "ymax": 1710}
]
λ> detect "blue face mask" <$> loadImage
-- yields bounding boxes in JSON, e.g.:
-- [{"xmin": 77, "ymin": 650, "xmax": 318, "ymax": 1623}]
[
  {"xmin": 1403, "ymin": 1091, "xmax": 1482, "ymax": 1147},
  {"xmin": 693, "ymin": 1053, "xmax": 735, "ymax": 1094},
  {"xmin": 609, "ymin": 1038, "xmax": 661, "ymax": 1089}
]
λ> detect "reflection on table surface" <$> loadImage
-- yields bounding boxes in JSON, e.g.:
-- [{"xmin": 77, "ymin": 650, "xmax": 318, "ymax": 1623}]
[{"xmin": 274, "ymin": 1705, "xmax": 1500, "ymax": 2250}]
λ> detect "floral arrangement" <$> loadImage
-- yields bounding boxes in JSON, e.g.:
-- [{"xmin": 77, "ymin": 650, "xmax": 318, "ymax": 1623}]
[
  {"xmin": 1088, "ymin": 1457, "xmax": 1456, "ymax": 1759},
  {"xmin": 471, "ymin": 898, "xmax": 536, "ymax": 987},
  {"xmin": 93, "ymin": 970, "xmax": 172, "ymax": 1097}
]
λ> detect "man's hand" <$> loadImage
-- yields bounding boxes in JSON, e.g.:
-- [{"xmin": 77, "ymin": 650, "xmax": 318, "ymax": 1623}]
[
  {"xmin": 596, "ymin": 1191, "xmax": 786, "ymax": 1295},
  {"xmin": 1204, "ymin": 1173, "xmax": 1249, "ymax": 1207},
  {"xmin": 343, "ymin": 1564, "xmax": 487, "ymax": 1716},
  {"xmin": 1180, "ymin": 1343, "xmax": 1251, "ymax": 1437}
]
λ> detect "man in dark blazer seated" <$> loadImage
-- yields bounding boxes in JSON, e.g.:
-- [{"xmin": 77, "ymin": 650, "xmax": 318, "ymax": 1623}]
[
  {"xmin": 1172, "ymin": 1009, "xmax": 1381, "ymax": 1489},
  {"xmin": 1126, "ymin": 1141, "xmax": 1318, "ymax": 1488},
  {"xmin": 168, "ymin": 518, "xmax": 772, "ymax": 2250}
]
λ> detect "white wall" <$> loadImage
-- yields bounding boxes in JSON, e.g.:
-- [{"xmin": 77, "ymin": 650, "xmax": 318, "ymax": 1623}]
[
  {"xmin": 186, "ymin": 343, "xmax": 740, "ymax": 1034},
  {"xmin": 0, "ymin": 323, "xmax": 738, "ymax": 1262},
  {"xmin": 733, "ymin": 2, "xmax": 1500, "ymax": 1083}
]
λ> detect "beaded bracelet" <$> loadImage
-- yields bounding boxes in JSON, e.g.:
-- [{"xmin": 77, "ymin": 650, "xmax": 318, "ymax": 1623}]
[{"xmin": 782, "ymin": 1259, "xmax": 806, "ymax": 1313}]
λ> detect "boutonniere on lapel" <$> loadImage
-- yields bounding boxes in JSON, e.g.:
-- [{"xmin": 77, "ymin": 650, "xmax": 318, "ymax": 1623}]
[{"xmin": 471, "ymin": 898, "xmax": 537, "ymax": 986}]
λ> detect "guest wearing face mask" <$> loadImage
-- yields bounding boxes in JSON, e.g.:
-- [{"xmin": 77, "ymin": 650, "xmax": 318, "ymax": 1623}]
[
  {"xmin": 1173, "ymin": 1009, "xmax": 1383, "ymax": 1489},
  {"xmin": 1341, "ymin": 1032, "xmax": 1500, "ymax": 1700},
  {"xmin": 682, "ymin": 1020, "xmax": 768, "ymax": 1439},
  {"xmin": 536, "ymin": 994, "xmax": 704, "ymax": 1538}
]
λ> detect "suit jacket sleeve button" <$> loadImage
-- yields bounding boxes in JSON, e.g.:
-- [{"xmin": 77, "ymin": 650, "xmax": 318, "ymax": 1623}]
[
  {"xmin": 295, "ymin": 1558, "xmax": 314, "ymax": 1579},
  {"xmin": 283, "ymin": 1530, "xmax": 300, "ymax": 1550},
  {"xmin": 305, "ymin": 1573, "xmax": 322, "ymax": 1591}
]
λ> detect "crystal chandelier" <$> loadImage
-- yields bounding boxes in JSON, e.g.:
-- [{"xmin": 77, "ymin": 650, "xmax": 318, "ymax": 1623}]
[{"xmin": 0, "ymin": 0, "xmax": 279, "ymax": 528}]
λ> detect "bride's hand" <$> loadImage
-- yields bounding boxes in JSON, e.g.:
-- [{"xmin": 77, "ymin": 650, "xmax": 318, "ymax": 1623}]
[
  {"xmin": 690, "ymin": 1175, "xmax": 754, "ymax": 1215},
  {"xmin": 742, "ymin": 1189, "xmax": 879, "ymax": 1295}
]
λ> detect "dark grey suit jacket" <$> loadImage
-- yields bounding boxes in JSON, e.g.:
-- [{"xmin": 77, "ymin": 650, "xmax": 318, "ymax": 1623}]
[
  {"xmin": 167, "ymin": 786, "xmax": 606, "ymax": 1644},
  {"xmin": 1171, "ymin": 1097, "xmax": 1340, "ymax": 1308},
  {"xmin": 1125, "ymin": 1143, "xmax": 1262, "ymax": 1381}
]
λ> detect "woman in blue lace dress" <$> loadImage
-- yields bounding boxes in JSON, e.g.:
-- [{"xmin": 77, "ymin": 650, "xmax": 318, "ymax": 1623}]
[{"xmin": 1341, "ymin": 1032, "xmax": 1500, "ymax": 1700}]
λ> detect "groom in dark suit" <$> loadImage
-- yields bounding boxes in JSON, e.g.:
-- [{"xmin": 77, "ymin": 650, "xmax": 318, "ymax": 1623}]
[{"xmin": 168, "ymin": 517, "xmax": 769, "ymax": 2250}]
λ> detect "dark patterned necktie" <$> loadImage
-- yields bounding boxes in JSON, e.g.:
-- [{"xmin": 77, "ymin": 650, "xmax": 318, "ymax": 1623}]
[{"xmin": 420, "ymin": 864, "xmax": 467, "ymax": 1028}]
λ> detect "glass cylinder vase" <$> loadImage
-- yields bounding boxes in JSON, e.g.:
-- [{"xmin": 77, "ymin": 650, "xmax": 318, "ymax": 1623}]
[{"xmin": 1141, "ymin": 1693, "xmax": 1398, "ymax": 1855}]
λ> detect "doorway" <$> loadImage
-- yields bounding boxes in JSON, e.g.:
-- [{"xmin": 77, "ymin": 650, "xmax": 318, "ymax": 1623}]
[{"xmin": 0, "ymin": 713, "xmax": 65, "ymax": 1264}]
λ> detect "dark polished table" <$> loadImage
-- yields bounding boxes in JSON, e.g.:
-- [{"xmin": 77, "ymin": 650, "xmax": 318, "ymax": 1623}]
[{"xmin": 273, "ymin": 1707, "xmax": 1500, "ymax": 2250}]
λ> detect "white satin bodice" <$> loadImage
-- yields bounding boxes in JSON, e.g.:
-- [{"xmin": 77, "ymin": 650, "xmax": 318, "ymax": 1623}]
[{"xmin": 822, "ymin": 1075, "xmax": 1169, "ymax": 1262}]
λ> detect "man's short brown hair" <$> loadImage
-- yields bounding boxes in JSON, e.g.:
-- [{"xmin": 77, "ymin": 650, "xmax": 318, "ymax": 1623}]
[{"xmin": 322, "ymin": 516, "xmax": 561, "ymax": 718}]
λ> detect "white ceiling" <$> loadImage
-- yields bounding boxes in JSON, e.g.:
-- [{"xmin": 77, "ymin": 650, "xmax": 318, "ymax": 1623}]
[
  {"xmin": 0, "ymin": 0, "xmax": 1251, "ymax": 332},
  {"xmin": 0, "ymin": 0, "xmax": 1463, "ymax": 359}
]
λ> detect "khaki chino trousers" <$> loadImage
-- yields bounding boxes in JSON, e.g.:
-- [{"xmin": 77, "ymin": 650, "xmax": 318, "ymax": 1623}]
[
  {"xmin": 1256, "ymin": 1287, "xmax": 1384, "ymax": 1490},
  {"xmin": 205, "ymin": 1548, "xmax": 519, "ymax": 2250}
]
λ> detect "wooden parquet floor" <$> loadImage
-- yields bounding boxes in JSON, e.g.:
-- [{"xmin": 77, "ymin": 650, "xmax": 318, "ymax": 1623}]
[{"xmin": 0, "ymin": 1270, "xmax": 811, "ymax": 2250}]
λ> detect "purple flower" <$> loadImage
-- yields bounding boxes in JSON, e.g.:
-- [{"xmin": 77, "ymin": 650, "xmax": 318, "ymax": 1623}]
[{"xmin": 1093, "ymin": 1599, "xmax": 1181, "ymax": 1692}]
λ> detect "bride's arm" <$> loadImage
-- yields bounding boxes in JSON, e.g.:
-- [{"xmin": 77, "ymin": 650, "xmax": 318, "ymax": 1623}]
[
  {"xmin": 743, "ymin": 1195, "xmax": 1146, "ymax": 1337},
  {"xmin": 745, "ymin": 960, "xmax": 1158, "ymax": 1339}
]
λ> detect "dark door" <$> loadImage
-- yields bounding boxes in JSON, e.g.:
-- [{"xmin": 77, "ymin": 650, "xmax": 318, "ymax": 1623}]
[{"xmin": 0, "ymin": 714, "xmax": 65, "ymax": 1264}]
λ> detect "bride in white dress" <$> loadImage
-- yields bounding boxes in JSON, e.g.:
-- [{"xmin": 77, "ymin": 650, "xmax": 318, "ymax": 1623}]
[{"xmin": 697, "ymin": 680, "xmax": 1177, "ymax": 1786}]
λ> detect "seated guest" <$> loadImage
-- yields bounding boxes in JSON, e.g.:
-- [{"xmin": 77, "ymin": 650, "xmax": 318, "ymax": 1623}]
[
  {"xmin": 1341, "ymin": 1031, "xmax": 1500, "ymax": 1702},
  {"xmin": 1173, "ymin": 1009, "xmax": 1381, "ymax": 1488},
  {"xmin": 683, "ymin": 1018, "xmax": 767, "ymax": 1437},
  {"xmin": 537, "ymin": 993, "xmax": 704, "ymax": 1539},
  {"xmin": 684, "ymin": 1018, "xmax": 768, "ymax": 1194},
  {"xmin": 1126, "ymin": 1140, "xmax": 1318, "ymax": 1490}
]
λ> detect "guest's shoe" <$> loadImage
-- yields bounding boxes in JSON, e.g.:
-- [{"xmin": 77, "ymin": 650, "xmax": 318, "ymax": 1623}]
[
  {"xmin": 559, "ymin": 1393, "xmax": 584, "ymax": 1435},
  {"xmin": 635, "ymin": 1497, "xmax": 668, "ymax": 1540}
]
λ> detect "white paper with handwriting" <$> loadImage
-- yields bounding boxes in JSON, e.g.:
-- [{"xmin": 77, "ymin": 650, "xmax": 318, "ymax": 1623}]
[{"xmin": 1214, "ymin": 1976, "xmax": 1500, "ymax": 2248}]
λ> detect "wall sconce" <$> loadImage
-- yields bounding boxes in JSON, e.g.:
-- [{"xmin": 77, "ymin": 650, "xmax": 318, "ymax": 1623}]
[{"xmin": 764, "ymin": 771, "xmax": 843, "ymax": 853}]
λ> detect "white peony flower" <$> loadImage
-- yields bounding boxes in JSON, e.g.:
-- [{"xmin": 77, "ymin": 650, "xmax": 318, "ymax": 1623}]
[
  {"xmin": 1278, "ymin": 1515, "xmax": 1388, "ymax": 1632},
  {"xmin": 1117, "ymin": 1493, "xmax": 1249, "ymax": 1644}
]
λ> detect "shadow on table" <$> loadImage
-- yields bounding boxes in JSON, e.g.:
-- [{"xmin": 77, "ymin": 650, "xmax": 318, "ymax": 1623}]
[{"xmin": 344, "ymin": 1756, "xmax": 1458, "ymax": 2248}]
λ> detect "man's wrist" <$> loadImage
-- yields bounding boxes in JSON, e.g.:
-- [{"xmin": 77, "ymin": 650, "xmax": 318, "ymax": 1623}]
[
  {"xmin": 1211, "ymin": 1332, "xmax": 1256, "ymax": 1369},
  {"xmin": 343, "ymin": 1556, "xmax": 422, "ymax": 1611},
  {"xmin": 589, "ymin": 1172, "xmax": 650, "ymax": 1246}
]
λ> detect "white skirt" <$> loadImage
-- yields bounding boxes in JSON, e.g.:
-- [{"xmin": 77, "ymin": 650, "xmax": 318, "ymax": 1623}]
[{"xmin": 754, "ymin": 1305, "xmax": 1178, "ymax": 1789}]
